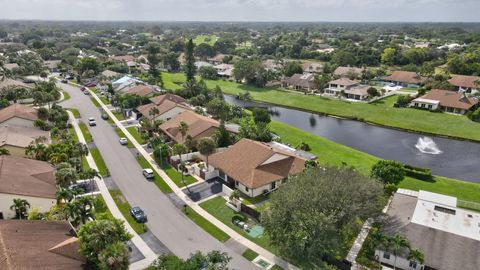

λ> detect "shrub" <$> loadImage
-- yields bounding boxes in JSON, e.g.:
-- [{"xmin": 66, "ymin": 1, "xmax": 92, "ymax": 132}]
[{"xmin": 467, "ymin": 107, "xmax": 480, "ymax": 122}]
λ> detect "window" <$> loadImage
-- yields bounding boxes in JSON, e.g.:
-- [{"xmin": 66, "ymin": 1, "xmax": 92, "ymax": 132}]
[
  {"xmin": 235, "ymin": 181, "xmax": 239, "ymax": 187},
  {"xmin": 421, "ymin": 103, "xmax": 425, "ymax": 108},
  {"xmin": 409, "ymin": 260, "xmax": 417, "ymax": 268},
  {"xmin": 245, "ymin": 187, "xmax": 249, "ymax": 192},
  {"xmin": 383, "ymin": 252, "xmax": 390, "ymax": 259},
  {"xmin": 428, "ymin": 104, "xmax": 432, "ymax": 109},
  {"xmin": 271, "ymin": 181, "xmax": 276, "ymax": 190},
  {"xmin": 434, "ymin": 205, "xmax": 456, "ymax": 215}
]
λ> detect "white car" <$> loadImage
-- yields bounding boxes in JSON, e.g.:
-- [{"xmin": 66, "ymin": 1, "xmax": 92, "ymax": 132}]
[
  {"xmin": 119, "ymin": 137, "xmax": 128, "ymax": 145},
  {"xmin": 88, "ymin": 118, "xmax": 96, "ymax": 126},
  {"xmin": 142, "ymin": 168, "xmax": 154, "ymax": 179}
]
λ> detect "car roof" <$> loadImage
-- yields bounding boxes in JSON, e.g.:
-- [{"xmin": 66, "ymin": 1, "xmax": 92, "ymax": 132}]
[
  {"xmin": 89, "ymin": 117, "xmax": 95, "ymax": 120},
  {"xmin": 143, "ymin": 168, "xmax": 153, "ymax": 173}
]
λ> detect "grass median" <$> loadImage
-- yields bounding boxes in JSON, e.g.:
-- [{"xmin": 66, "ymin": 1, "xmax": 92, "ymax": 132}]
[
  {"xmin": 109, "ymin": 189, "xmax": 147, "ymax": 234},
  {"xmin": 62, "ymin": 91, "xmax": 71, "ymax": 101},
  {"xmin": 67, "ymin": 108, "xmax": 81, "ymax": 118},
  {"xmin": 114, "ymin": 128, "xmax": 134, "ymax": 148},
  {"xmin": 90, "ymin": 147, "xmax": 109, "ymax": 177},
  {"xmin": 126, "ymin": 126, "xmax": 146, "ymax": 144},
  {"xmin": 78, "ymin": 122, "xmax": 92, "ymax": 142},
  {"xmin": 90, "ymin": 97, "xmax": 100, "ymax": 107},
  {"xmin": 135, "ymin": 155, "xmax": 173, "ymax": 193},
  {"xmin": 242, "ymin": 249, "xmax": 259, "ymax": 261},
  {"xmin": 184, "ymin": 206, "xmax": 230, "ymax": 242}
]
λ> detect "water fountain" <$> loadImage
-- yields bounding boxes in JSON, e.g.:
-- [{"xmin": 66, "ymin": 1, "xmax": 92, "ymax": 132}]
[{"xmin": 415, "ymin": 137, "xmax": 443, "ymax": 155}]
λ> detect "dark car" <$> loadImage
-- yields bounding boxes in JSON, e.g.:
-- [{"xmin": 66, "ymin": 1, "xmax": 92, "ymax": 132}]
[
  {"xmin": 61, "ymin": 79, "xmax": 68, "ymax": 83},
  {"xmin": 130, "ymin": 207, "xmax": 147, "ymax": 223},
  {"xmin": 84, "ymin": 82, "xmax": 97, "ymax": 87},
  {"xmin": 101, "ymin": 113, "xmax": 109, "ymax": 120}
]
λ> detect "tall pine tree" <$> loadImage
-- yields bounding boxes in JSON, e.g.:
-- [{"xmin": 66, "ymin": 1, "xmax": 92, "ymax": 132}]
[
  {"xmin": 184, "ymin": 38, "xmax": 196, "ymax": 82},
  {"xmin": 147, "ymin": 42, "xmax": 163, "ymax": 87}
]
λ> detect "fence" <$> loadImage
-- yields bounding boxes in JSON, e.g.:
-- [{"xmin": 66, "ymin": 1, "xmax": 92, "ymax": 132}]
[{"xmin": 240, "ymin": 203, "xmax": 261, "ymax": 221}]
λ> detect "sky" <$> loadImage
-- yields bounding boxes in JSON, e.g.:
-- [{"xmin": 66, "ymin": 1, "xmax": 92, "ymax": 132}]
[{"xmin": 0, "ymin": 0, "xmax": 478, "ymax": 22}]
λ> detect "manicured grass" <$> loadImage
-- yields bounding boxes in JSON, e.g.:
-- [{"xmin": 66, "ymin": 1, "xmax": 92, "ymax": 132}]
[
  {"xmin": 99, "ymin": 96, "xmax": 110, "ymax": 105},
  {"xmin": 67, "ymin": 108, "xmax": 81, "ymax": 118},
  {"xmin": 135, "ymin": 155, "xmax": 173, "ymax": 193},
  {"xmin": 69, "ymin": 127, "xmax": 79, "ymax": 142},
  {"xmin": 93, "ymin": 195, "xmax": 114, "ymax": 220},
  {"xmin": 109, "ymin": 189, "xmax": 147, "ymax": 234},
  {"xmin": 270, "ymin": 120, "xmax": 480, "ymax": 203},
  {"xmin": 242, "ymin": 249, "xmax": 259, "ymax": 261},
  {"xmin": 193, "ymin": 34, "xmax": 218, "ymax": 46},
  {"xmin": 62, "ymin": 91, "xmax": 71, "ymax": 101},
  {"xmin": 240, "ymin": 193, "xmax": 269, "ymax": 206},
  {"xmin": 200, "ymin": 196, "xmax": 278, "ymax": 254},
  {"xmin": 78, "ymin": 122, "xmax": 92, "ymax": 142},
  {"xmin": 162, "ymin": 164, "xmax": 197, "ymax": 188},
  {"xmin": 82, "ymin": 156, "xmax": 90, "ymax": 170},
  {"xmin": 184, "ymin": 206, "xmax": 230, "ymax": 242},
  {"xmin": 162, "ymin": 72, "xmax": 480, "ymax": 141},
  {"xmin": 90, "ymin": 97, "xmax": 100, "ymax": 107},
  {"xmin": 113, "ymin": 111, "xmax": 125, "ymax": 121},
  {"xmin": 114, "ymin": 128, "xmax": 134, "ymax": 148},
  {"xmin": 90, "ymin": 148, "xmax": 109, "ymax": 177},
  {"xmin": 270, "ymin": 265, "xmax": 284, "ymax": 270},
  {"xmin": 126, "ymin": 126, "xmax": 146, "ymax": 144}
]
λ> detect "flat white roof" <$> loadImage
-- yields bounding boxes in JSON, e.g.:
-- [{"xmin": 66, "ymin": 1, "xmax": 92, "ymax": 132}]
[
  {"xmin": 413, "ymin": 98, "xmax": 440, "ymax": 104},
  {"xmin": 411, "ymin": 190, "xmax": 480, "ymax": 241}
]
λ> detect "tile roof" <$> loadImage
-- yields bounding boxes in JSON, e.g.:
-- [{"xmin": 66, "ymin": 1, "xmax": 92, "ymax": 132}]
[
  {"xmin": 101, "ymin": 69, "xmax": 120, "ymax": 78},
  {"xmin": 137, "ymin": 94, "xmax": 191, "ymax": 121},
  {"xmin": 150, "ymin": 93, "xmax": 187, "ymax": 106},
  {"xmin": 110, "ymin": 55, "xmax": 136, "ymax": 62},
  {"xmin": 0, "ymin": 78, "xmax": 34, "ymax": 91},
  {"xmin": 0, "ymin": 155, "xmax": 56, "ymax": 198},
  {"xmin": 0, "ymin": 220, "xmax": 86, "ymax": 270},
  {"xmin": 125, "ymin": 85, "xmax": 154, "ymax": 97},
  {"xmin": 0, "ymin": 125, "xmax": 50, "ymax": 148},
  {"xmin": 382, "ymin": 71, "xmax": 427, "ymax": 85},
  {"xmin": 284, "ymin": 73, "xmax": 315, "ymax": 89},
  {"xmin": 333, "ymin": 66, "xmax": 364, "ymax": 77},
  {"xmin": 414, "ymin": 89, "xmax": 478, "ymax": 110},
  {"xmin": 329, "ymin": 77, "xmax": 359, "ymax": 87},
  {"xmin": 0, "ymin": 103, "xmax": 38, "ymax": 124},
  {"xmin": 207, "ymin": 139, "xmax": 306, "ymax": 189},
  {"xmin": 302, "ymin": 62, "xmax": 323, "ymax": 73},
  {"xmin": 448, "ymin": 75, "xmax": 480, "ymax": 89}
]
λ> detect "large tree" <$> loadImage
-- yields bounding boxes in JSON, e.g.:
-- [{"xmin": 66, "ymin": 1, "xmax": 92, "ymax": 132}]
[
  {"xmin": 370, "ymin": 160, "xmax": 405, "ymax": 186},
  {"xmin": 184, "ymin": 39, "xmax": 196, "ymax": 82},
  {"xmin": 262, "ymin": 166, "xmax": 384, "ymax": 266},
  {"xmin": 197, "ymin": 137, "xmax": 217, "ymax": 168},
  {"xmin": 147, "ymin": 42, "xmax": 163, "ymax": 87},
  {"xmin": 147, "ymin": 250, "xmax": 231, "ymax": 270}
]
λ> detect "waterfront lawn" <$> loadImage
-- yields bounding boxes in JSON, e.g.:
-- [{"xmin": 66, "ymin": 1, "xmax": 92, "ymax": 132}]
[
  {"xmin": 184, "ymin": 206, "xmax": 230, "ymax": 242},
  {"xmin": 270, "ymin": 120, "xmax": 480, "ymax": 204},
  {"xmin": 162, "ymin": 164, "xmax": 197, "ymax": 187},
  {"xmin": 109, "ymin": 189, "xmax": 147, "ymax": 234},
  {"xmin": 135, "ymin": 155, "xmax": 173, "ymax": 193},
  {"xmin": 78, "ymin": 122, "xmax": 93, "ymax": 142},
  {"xmin": 162, "ymin": 72, "xmax": 480, "ymax": 141},
  {"xmin": 126, "ymin": 126, "xmax": 146, "ymax": 144},
  {"xmin": 89, "ymin": 148, "xmax": 109, "ymax": 177}
]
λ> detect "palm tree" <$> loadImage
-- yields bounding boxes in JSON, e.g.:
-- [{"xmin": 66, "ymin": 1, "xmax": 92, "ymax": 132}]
[
  {"xmin": 10, "ymin": 198, "xmax": 30, "ymax": 219},
  {"xmin": 0, "ymin": 148, "xmax": 10, "ymax": 155},
  {"xmin": 390, "ymin": 234, "xmax": 411, "ymax": 270},
  {"xmin": 153, "ymin": 143, "xmax": 169, "ymax": 168},
  {"xmin": 64, "ymin": 201, "xmax": 81, "ymax": 224},
  {"xmin": 172, "ymin": 143, "xmax": 188, "ymax": 185},
  {"xmin": 56, "ymin": 167, "xmax": 78, "ymax": 188},
  {"xmin": 49, "ymin": 152, "xmax": 69, "ymax": 164},
  {"xmin": 76, "ymin": 196, "xmax": 94, "ymax": 225},
  {"xmin": 148, "ymin": 106, "xmax": 160, "ymax": 126},
  {"xmin": 197, "ymin": 137, "xmax": 217, "ymax": 170},
  {"xmin": 408, "ymin": 249, "xmax": 425, "ymax": 267},
  {"xmin": 56, "ymin": 188, "xmax": 74, "ymax": 204},
  {"xmin": 179, "ymin": 121, "xmax": 189, "ymax": 143}
]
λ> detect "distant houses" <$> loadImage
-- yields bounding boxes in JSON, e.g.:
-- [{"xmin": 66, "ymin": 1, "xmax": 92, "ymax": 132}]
[
  {"xmin": 333, "ymin": 66, "xmax": 364, "ymax": 79},
  {"xmin": 324, "ymin": 78, "xmax": 370, "ymax": 100},
  {"xmin": 0, "ymin": 103, "xmax": 38, "ymax": 128},
  {"xmin": 0, "ymin": 78, "xmax": 34, "ymax": 92},
  {"xmin": 410, "ymin": 89, "xmax": 478, "ymax": 114},
  {"xmin": 283, "ymin": 73, "xmax": 316, "ymax": 92},
  {"xmin": 382, "ymin": 71, "xmax": 427, "ymax": 87},
  {"xmin": 448, "ymin": 74, "xmax": 480, "ymax": 94}
]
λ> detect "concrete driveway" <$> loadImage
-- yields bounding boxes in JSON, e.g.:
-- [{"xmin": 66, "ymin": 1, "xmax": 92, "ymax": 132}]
[{"xmin": 58, "ymin": 82, "xmax": 257, "ymax": 270}]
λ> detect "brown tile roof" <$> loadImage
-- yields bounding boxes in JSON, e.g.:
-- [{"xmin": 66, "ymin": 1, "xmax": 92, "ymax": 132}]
[
  {"xmin": 160, "ymin": 111, "xmax": 233, "ymax": 144},
  {"xmin": 137, "ymin": 94, "xmax": 191, "ymax": 121},
  {"xmin": 101, "ymin": 69, "xmax": 120, "ymax": 78},
  {"xmin": 345, "ymin": 85, "xmax": 369, "ymax": 96},
  {"xmin": 333, "ymin": 66, "xmax": 364, "ymax": 77},
  {"xmin": 0, "ymin": 220, "xmax": 86, "ymax": 270},
  {"xmin": 150, "ymin": 93, "xmax": 187, "ymax": 106},
  {"xmin": 0, "ymin": 155, "xmax": 56, "ymax": 199},
  {"xmin": 284, "ymin": 73, "xmax": 315, "ymax": 89},
  {"xmin": 208, "ymin": 139, "xmax": 306, "ymax": 189},
  {"xmin": 302, "ymin": 62, "xmax": 323, "ymax": 73},
  {"xmin": 448, "ymin": 75, "xmax": 480, "ymax": 89},
  {"xmin": 415, "ymin": 89, "xmax": 478, "ymax": 110},
  {"xmin": 208, "ymin": 54, "xmax": 227, "ymax": 63},
  {"xmin": 125, "ymin": 85, "xmax": 154, "ymax": 97},
  {"xmin": 3, "ymin": 63, "xmax": 19, "ymax": 71},
  {"xmin": 382, "ymin": 71, "xmax": 427, "ymax": 85},
  {"xmin": 329, "ymin": 78, "xmax": 359, "ymax": 87},
  {"xmin": 0, "ymin": 78, "xmax": 34, "ymax": 91},
  {"xmin": 0, "ymin": 125, "xmax": 50, "ymax": 148},
  {"xmin": 0, "ymin": 103, "xmax": 38, "ymax": 124},
  {"xmin": 110, "ymin": 55, "xmax": 136, "ymax": 62}
]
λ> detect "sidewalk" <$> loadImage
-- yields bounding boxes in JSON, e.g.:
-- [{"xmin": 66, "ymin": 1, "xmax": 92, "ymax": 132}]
[
  {"xmin": 88, "ymin": 90, "xmax": 298, "ymax": 270},
  {"xmin": 67, "ymin": 110, "xmax": 157, "ymax": 270}
]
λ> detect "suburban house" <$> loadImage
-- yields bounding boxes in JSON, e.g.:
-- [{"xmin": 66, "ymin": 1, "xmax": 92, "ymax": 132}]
[
  {"xmin": 448, "ymin": 74, "xmax": 480, "ymax": 94},
  {"xmin": 410, "ymin": 89, "xmax": 478, "ymax": 114},
  {"xmin": 204, "ymin": 139, "xmax": 313, "ymax": 197},
  {"xmin": 160, "ymin": 110, "xmax": 236, "ymax": 144},
  {"xmin": 283, "ymin": 73, "xmax": 316, "ymax": 92},
  {"xmin": 135, "ymin": 93, "xmax": 192, "ymax": 121},
  {"xmin": 0, "ymin": 125, "xmax": 50, "ymax": 156},
  {"xmin": 263, "ymin": 59, "xmax": 283, "ymax": 71},
  {"xmin": 0, "ymin": 103, "xmax": 38, "ymax": 128},
  {"xmin": 325, "ymin": 78, "xmax": 369, "ymax": 100},
  {"xmin": 3, "ymin": 62, "xmax": 19, "ymax": 72},
  {"xmin": 382, "ymin": 71, "xmax": 428, "ymax": 87},
  {"xmin": 101, "ymin": 69, "xmax": 121, "ymax": 80},
  {"xmin": 0, "ymin": 155, "xmax": 56, "ymax": 219},
  {"xmin": 0, "ymin": 220, "xmax": 86, "ymax": 269},
  {"xmin": 43, "ymin": 60, "xmax": 62, "ymax": 72},
  {"xmin": 214, "ymin": 63, "xmax": 234, "ymax": 79},
  {"xmin": 333, "ymin": 66, "xmax": 364, "ymax": 79},
  {"xmin": 124, "ymin": 84, "xmax": 155, "ymax": 97},
  {"xmin": 110, "ymin": 54, "xmax": 136, "ymax": 62},
  {"xmin": 208, "ymin": 54, "xmax": 228, "ymax": 65},
  {"xmin": 376, "ymin": 190, "xmax": 480, "ymax": 270},
  {"xmin": 0, "ymin": 78, "xmax": 35, "ymax": 92},
  {"xmin": 302, "ymin": 62, "xmax": 323, "ymax": 74},
  {"xmin": 111, "ymin": 75, "xmax": 142, "ymax": 92}
]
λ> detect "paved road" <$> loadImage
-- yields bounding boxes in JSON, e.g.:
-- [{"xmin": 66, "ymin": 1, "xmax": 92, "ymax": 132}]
[{"xmin": 59, "ymin": 83, "xmax": 257, "ymax": 270}]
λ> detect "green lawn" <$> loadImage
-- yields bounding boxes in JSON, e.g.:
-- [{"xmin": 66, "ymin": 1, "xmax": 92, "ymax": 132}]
[
  {"xmin": 242, "ymin": 249, "xmax": 259, "ymax": 261},
  {"xmin": 270, "ymin": 265, "xmax": 284, "ymax": 270},
  {"xmin": 114, "ymin": 128, "xmax": 134, "ymax": 148},
  {"xmin": 113, "ymin": 111, "xmax": 125, "ymax": 121},
  {"xmin": 67, "ymin": 108, "xmax": 81, "ymax": 118},
  {"xmin": 270, "ymin": 120, "xmax": 480, "ymax": 203},
  {"xmin": 162, "ymin": 72, "xmax": 480, "ymax": 142},
  {"xmin": 200, "ymin": 196, "xmax": 278, "ymax": 255},
  {"xmin": 126, "ymin": 126, "xmax": 146, "ymax": 144},
  {"xmin": 78, "ymin": 122, "xmax": 92, "ymax": 142},
  {"xmin": 69, "ymin": 127, "xmax": 79, "ymax": 142},
  {"xmin": 90, "ymin": 97, "xmax": 100, "ymax": 107},
  {"xmin": 62, "ymin": 91, "xmax": 71, "ymax": 101},
  {"xmin": 193, "ymin": 34, "xmax": 218, "ymax": 46},
  {"xmin": 184, "ymin": 206, "xmax": 230, "ymax": 242},
  {"xmin": 90, "ymin": 148, "xmax": 109, "ymax": 177},
  {"xmin": 99, "ymin": 96, "xmax": 110, "ymax": 105},
  {"xmin": 162, "ymin": 164, "xmax": 197, "ymax": 188},
  {"xmin": 109, "ymin": 189, "xmax": 147, "ymax": 234},
  {"xmin": 93, "ymin": 195, "xmax": 114, "ymax": 220},
  {"xmin": 82, "ymin": 156, "xmax": 90, "ymax": 170},
  {"xmin": 135, "ymin": 156, "xmax": 173, "ymax": 193}
]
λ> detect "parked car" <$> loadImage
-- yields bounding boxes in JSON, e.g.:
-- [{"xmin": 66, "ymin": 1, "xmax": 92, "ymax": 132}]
[
  {"xmin": 142, "ymin": 168, "xmax": 154, "ymax": 179},
  {"xmin": 119, "ymin": 137, "xmax": 128, "ymax": 145},
  {"xmin": 130, "ymin": 207, "xmax": 147, "ymax": 223},
  {"xmin": 61, "ymin": 79, "xmax": 68, "ymax": 83},
  {"xmin": 101, "ymin": 113, "xmax": 109, "ymax": 120},
  {"xmin": 88, "ymin": 117, "xmax": 96, "ymax": 126},
  {"xmin": 84, "ymin": 82, "xmax": 97, "ymax": 87}
]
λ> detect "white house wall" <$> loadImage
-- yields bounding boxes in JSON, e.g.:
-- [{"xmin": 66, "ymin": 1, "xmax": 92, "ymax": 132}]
[{"xmin": 0, "ymin": 193, "xmax": 55, "ymax": 219}]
